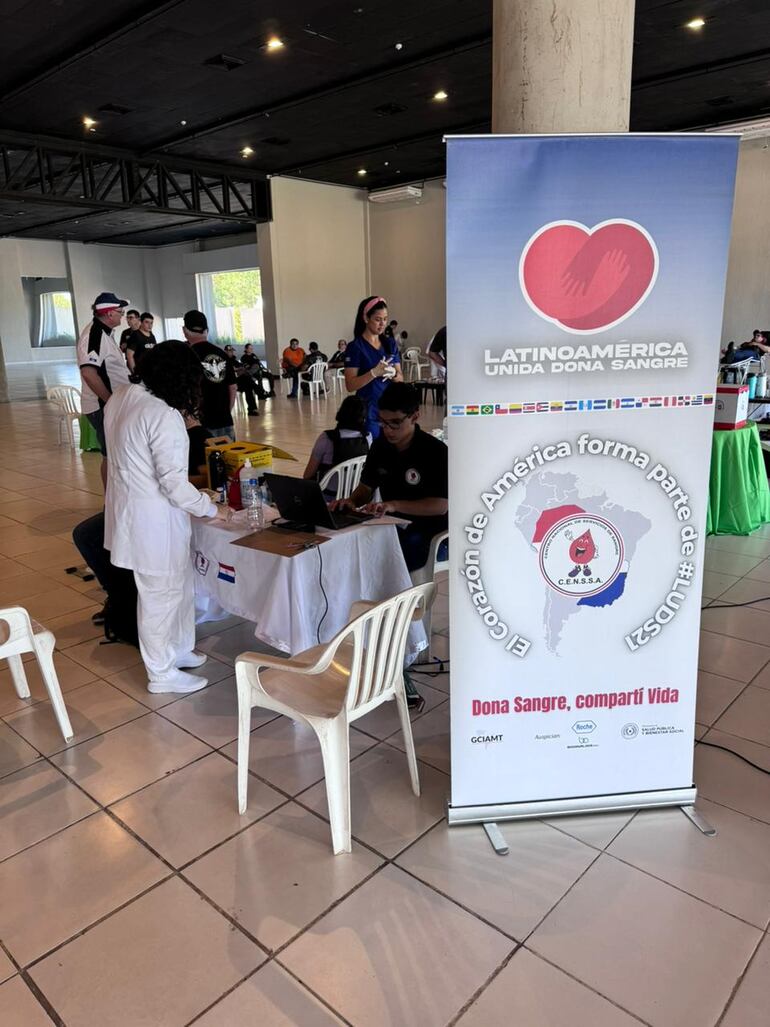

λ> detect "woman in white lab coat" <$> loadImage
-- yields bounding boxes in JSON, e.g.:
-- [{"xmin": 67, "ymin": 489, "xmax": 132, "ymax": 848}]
[{"xmin": 104, "ymin": 341, "xmax": 227, "ymax": 694}]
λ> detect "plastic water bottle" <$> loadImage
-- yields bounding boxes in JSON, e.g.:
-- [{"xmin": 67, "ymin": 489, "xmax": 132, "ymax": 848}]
[{"xmin": 240, "ymin": 460, "xmax": 263, "ymax": 530}]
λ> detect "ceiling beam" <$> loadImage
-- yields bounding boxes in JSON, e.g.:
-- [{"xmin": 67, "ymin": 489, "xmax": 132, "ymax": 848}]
[
  {"xmin": 85, "ymin": 216, "xmax": 212, "ymax": 244},
  {"xmin": 148, "ymin": 32, "xmax": 492, "ymax": 153},
  {"xmin": 0, "ymin": 207, "xmax": 106, "ymax": 240},
  {"xmin": 0, "ymin": 0, "xmax": 190, "ymax": 105},
  {"xmin": 632, "ymin": 46, "xmax": 770, "ymax": 91}
]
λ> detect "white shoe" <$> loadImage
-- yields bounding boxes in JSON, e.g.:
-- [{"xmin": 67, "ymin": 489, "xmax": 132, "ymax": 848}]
[
  {"xmin": 175, "ymin": 651, "xmax": 208, "ymax": 669},
  {"xmin": 147, "ymin": 670, "xmax": 208, "ymax": 695}
]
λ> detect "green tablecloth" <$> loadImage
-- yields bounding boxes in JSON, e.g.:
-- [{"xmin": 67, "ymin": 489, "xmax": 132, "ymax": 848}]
[
  {"xmin": 78, "ymin": 414, "xmax": 101, "ymax": 453},
  {"xmin": 707, "ymin": 422, "xmax": 770, "ymax": 535}
]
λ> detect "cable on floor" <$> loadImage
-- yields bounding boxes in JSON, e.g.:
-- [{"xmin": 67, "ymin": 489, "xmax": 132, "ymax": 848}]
[
  {"xmin": 698, "ymin": 740, "xmax": 770, "ymax": 776},
  {"xmin": 703, "ymin": 595, "xmax": 770, "ymax": 611}
]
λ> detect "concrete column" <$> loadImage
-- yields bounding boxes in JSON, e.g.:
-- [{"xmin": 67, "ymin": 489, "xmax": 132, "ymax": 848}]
[{"xmin": 492, "ymin": 0, "xmax": 636, "ymax": 134}]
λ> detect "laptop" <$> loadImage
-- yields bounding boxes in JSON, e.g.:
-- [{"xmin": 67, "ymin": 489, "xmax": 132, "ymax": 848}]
[{"xmin": 265, "ymin": 473, "xmax": 375, "ymax": 532}]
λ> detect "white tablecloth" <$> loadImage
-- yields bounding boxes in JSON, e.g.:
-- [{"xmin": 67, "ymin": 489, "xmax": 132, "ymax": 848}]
[{"xmin": 191, "ymin": 513, "xmax": 427, "ymax": 658}]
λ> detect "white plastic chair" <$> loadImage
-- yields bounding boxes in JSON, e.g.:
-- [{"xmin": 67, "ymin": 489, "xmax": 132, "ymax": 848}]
[
  {"xmin": 331, "ymin": 367, "xmax": 346, "ymax": 396},
  {"xmin": 305, "ymin": 361, "xmax": 329, "ymax": 400},
  {"xmin": 236, "ymin": 582, "xmax": 435, "ymax": 854},
  {"xmin": 46, "ymin": 386, "xmax": 81, "ymax": 447},
  {"xmin": 410, "ymin": 531, "xmax": 449, "ymax": 664},
  {"xmin": 403, "ymin": 347, "xmax": 430, "ymax": 382},
  {"xmin": 0, "ymin": 607, "xmax": 73, "ymax": 742},
  {"xmin": 319, "ymin": 455, "xmax": 367, "ymax": 500}
]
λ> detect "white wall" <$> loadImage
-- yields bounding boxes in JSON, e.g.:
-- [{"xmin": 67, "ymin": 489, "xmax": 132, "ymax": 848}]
[
  {"xmin": 259, "ymin": 177, "xmax": 368, "ymax": 367},
  {"xmin": 722, "ymin": 138, "xmax": 770, "ymax": 344},
  {"xmin": 368, "ymin": 179, "xmax": 446, "ymax": 349}
]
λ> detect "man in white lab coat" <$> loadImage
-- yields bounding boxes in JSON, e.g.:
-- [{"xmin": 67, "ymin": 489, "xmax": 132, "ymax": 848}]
[{"xmin": 104, "ymin": 342, "xmax": 228, "ymax": 693}]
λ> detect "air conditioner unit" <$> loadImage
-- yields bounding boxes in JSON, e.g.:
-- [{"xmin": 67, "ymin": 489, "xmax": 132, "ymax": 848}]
[
  {"xmin": 702, "ymin": 117, "xmax": 770, "ymax": 139},
  {"xmin": 368, "ymin": 185, "xmax": 423, "ymax": 204}
]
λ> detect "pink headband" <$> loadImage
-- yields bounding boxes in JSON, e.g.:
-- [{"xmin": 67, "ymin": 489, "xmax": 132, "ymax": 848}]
[{"xmin": 363, "ymin": 296, "xmax": 386, "ymax": 319}]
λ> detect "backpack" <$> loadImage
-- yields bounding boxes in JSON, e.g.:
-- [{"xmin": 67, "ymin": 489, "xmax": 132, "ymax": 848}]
[{"xmin": 102, "ymin": 565, "xmax": 140, "ymax": 648}]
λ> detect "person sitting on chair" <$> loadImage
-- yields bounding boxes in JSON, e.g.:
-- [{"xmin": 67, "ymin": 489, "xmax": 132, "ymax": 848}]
[
  {"xmin": 328, "ymin": 339, "xmax": 347, "ymax": 369},
  {"xmin": 303, "ymin": 396, "xmax": 371, "ymax": 498},
  {"xmin": 241, "ymin": 343, "xmax": 276, "ymax": 397},
  {"xmin": 332, "ymin": 382, "xmax": 447, "ymax": 571},
  {"xmin": 224, "ymin": 345, "xmax": 260, "ymax": 416}
]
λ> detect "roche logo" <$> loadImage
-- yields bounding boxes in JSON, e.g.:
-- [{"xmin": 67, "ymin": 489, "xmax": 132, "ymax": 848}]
[{"xmin": 572, "ymin": 720, "xmax": 596, "ymax": 734}]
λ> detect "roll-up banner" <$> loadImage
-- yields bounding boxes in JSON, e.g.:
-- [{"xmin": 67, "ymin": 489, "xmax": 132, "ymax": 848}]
[{"xmin": 446, "ymin": 135, "xmax": 739, "ymax": 824}]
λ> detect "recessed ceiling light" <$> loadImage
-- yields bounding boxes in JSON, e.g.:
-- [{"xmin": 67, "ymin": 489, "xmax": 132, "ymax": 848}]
[
  {"xmin": 395, "ymin": 42, "xmax": 403, "ymax": 51},
  {"xmin": 384, "ymin": 161, "xmax": 390, "ymax": 166},
  {"xmin": 357, "ymin": 168, "xmax": 367, "ymax": 176},
  {"xmin": 433, "ymin": 90, "xmax": 448, "ymax": 101},
  {"xmin": 82, "ymin": 116, "xmax": 97, "ymax": 129},
  {"xmin": 266, "ymin": 37, "xmax": 284, "ymax": 50},
  {"xmin": 180, "ymin": 119, "xmax": 187, "ymax": 126},
  {"xmin": 241, "ymin": 146, "xmax": 254, "ymax": 157},
  {"xmin": 685, "ymin": 16, "xmax": 705, "ymax": 30}
]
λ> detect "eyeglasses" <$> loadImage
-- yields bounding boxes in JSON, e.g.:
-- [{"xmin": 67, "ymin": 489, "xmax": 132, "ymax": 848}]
[{"xmin": 377, "ymin": 415, "xmax": 409, "ymax": 429}]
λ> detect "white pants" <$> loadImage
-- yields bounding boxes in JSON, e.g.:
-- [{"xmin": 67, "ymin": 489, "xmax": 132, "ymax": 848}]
[{"xmin": 135, "ymin": 561, "xmax": 195, "ymax": 681}]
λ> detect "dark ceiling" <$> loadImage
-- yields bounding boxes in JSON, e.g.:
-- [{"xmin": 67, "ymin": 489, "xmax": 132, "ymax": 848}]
[{"xmin": 1, "ymin": 0, "xmax": 769, "ymax": 246}]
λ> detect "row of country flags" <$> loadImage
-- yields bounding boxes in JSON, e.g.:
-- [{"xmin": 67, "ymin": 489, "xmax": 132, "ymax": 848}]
[{"xmin": 450, "ymin": 395, "xmax": 715, "ymax": 416}]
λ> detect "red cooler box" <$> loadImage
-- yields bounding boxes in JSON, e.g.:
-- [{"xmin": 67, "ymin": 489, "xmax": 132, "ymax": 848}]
[{"xmin": 714, "ymin": 384, "xmax": 749, "ymax": 430}]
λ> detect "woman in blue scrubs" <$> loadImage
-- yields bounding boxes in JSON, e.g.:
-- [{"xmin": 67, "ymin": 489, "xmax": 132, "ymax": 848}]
[{"xmin": 344, "ymin": 295, "xmax": 403, "ymax": 438}]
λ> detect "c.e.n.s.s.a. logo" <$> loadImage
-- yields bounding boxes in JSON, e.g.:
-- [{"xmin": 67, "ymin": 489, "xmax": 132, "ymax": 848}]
[
  {"xmin": 519, "ymin": 219, "xmax": 659, "ymax": 335},
  {"xmin": 537, "ymin": 512, "xmax": 624, "ymax": 600}
]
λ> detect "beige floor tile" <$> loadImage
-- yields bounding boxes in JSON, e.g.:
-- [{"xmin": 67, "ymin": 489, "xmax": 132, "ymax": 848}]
[
  {"xmin": 299, "ymin": 744, "xmax": 449, "ymax": 857},
  {"xmin": 185, "ymin": 802, "xmax": 382, "ymax": 951},
  {"xmin": 752, "ymin": 659, "xmax": 770, "ymax": 690},
  {"xmin": 0, "ymin": 722, "xmax": 41, "ymax": 779},
  {"xmin": 220, "ymin": 716, "xmax": 375, "ymax": 796},
  {"xmin": 111, "ymin": 751, "xmax": 284, "ymax": 867},
  {"xmin": 706, "ymin": 534, "xmax": 770, "ymax": 558},
  {"xmin": 28, "ymin": 877, "xmax": 264, "ymax": 1027},
  {"xmin": 51, "ymin": 713, "xmax": 211, "ymax": 805},
  {"xmin": 194, "ymin": 612, "xmax": 244, "ymax": 640},
  {"xmin": 196, "ymin": 962, "xmax": 344, "ymax": 1026},
  {"xmin": 608, "ymin": 798, "xmax": 770, "ymax": 927},
  {"xmin": 5, "ymin": 680, "xmax": 146, "ymax": 756},
  {"xmin": 0, "ymin": 949, "xmax": 16, "ymax": 984},
  {"xmin": 44, "ymin": 605, "xmax": 103, "ymax": 648},
  {"xmin": 714, "ymin": 685, "xmax": 770, "ymax": 745},
  {"xmin": 412, "ymin": 666, "xmax": 450, "ymax": 694},
  {"xmin": 159, "ymin": 675, "xmax": 278, "ymax": 748},
  {"xmin": 701, "ymin": 571, "xmax": 742, "ymax": 599},
  {"xmin": 695, "ymin": 729, "xmax": 770, "ymax": 823},
  {"xmin": 696, "ymin": 671, "xmax": 746, "ymax": 726},
  {"xmin": 0, "ymin": 976, "xmax": 53, "ymax": 1027},
  {"xmin": 64, "ymin": 636, "xmax": 144, "ymax": 677},
  {"xmin": 0, "ymin": 573, "xmax": 63, "ymax": 605},
  {"xmin": 542, "ymin": 812, "xmax": 635, "ymax": 849},
  {"xmin": 0, "ymin": 652, "xmax": 99, "ymax": 719},
  {"xmin": 456, "ymin": 946, "xmax": 640, "ymax": 1027},
  {"xmin": 704, "ymin": 550, "xmax": 764, "ymax": 577},
  {"xmin": 0, "ymin": 812, "xmax": 167, "ymax": 966},
  {"xmin": 720, "ymin": 932, "xmax": 770, "ymax": 1026},
  {"xmin": 387, "ymin": 701, "xmax": 450, "ymax": 773},
  {"xmin": 23, "ymin": 587, "xmax": 96, "ymax": 622},
  {"xmin": 745, "ymin": 555, "xmax": 770, "ymax": 582},
  {"xmin": 198, "ymin": 619, "xmax": 267, "ymax": 662},
  {"xmin": 107, "ymin": 653, "xmax": 235, "ymax": 709},
  {"xmin": 700, "ymin": 605, "xmax": 770, "ymax": 646},
  {"xmin": 14, "ymin": 540, "xmax": 87, "ymax": 573},
  {"xmin": 529, "ymin": 854, "xmax": 761, "ymax": 1027},
  {"xmin": 0, "ymin": 761, "xmax": 98, "ymax": 861},
  {"xmin": 698, "ymin": 630, "xmax": 770, "ymax": 682},
  {"xmin": 715, "ymin": 576, "xmax": 770, "ymax": 612},
  {"xmin": 280, "ymin": 864, "xmax": 512, "ymax": 1027},
  {"xmin": 352, "ymin": 683, "xmax": 446, "ymax": 742},
  {"xmin": 695, "ymin": 721, "xmax": 709, "ymax": 739},
  {"xmin": 398, "ymin": 819, "xmax": 597, "ymax": 939}
]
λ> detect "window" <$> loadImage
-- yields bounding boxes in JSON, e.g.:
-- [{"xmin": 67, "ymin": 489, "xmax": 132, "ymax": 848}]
[
  {"xmin": 196, "ymin": 268, "xmax": 265, "ymax": 357},
  {"xmin": 39, "ymin": 291, "xmax": 76, "ymax": 347},
  {"xmin": 164, "ymin": 317, "xmax": 184, "ymax": 341}
]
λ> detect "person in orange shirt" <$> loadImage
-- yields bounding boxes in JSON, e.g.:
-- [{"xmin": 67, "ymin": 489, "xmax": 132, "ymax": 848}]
[{"xmin": 281, "ymin": 337, "xmax": 306, "ymax": 399}]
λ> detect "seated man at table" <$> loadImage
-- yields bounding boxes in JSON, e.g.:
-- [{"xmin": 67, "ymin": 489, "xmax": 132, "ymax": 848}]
[{"xmin": 333, "ymin": 382, "xmax": 448, "ymax": 572}]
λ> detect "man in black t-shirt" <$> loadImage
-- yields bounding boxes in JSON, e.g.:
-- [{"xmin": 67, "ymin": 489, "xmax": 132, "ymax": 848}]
[
  {"xmin": 182, "ymin": 310, "xmax": 237, "ymax": 439},
  {"xmin": 334, "ymin": 382, "xmax": 448, "ymax": 571},
  {"xmin": 119, "ymin": 309, "xmax": 140, "ymax": 353},
  {"xmin": 428, "ymin": 325, "xmax": 447, "ymax": 372},
  {"xmin": 125, "ymin": 312, "xmax": 157, "ymax": 373}
]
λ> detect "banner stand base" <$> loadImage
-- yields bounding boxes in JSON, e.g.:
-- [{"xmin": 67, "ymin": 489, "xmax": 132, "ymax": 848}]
[
  {"xmin": 681, "ymin": 804, "xmax": 717, "ymax": 836},
  {"xmin": 447, "ymin": 786, "xmax": 697, "ymax": 827}
]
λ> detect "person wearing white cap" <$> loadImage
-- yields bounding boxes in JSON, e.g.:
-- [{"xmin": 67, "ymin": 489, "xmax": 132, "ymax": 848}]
[{"xmin": 76, "ymin": 291, "xmax": 132, "ymax": 487}]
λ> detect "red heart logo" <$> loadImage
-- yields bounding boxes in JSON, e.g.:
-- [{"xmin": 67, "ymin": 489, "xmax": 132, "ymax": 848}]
[{"xmin": 519, "ymin": 220, "xmax": 658, "ymax": 334}]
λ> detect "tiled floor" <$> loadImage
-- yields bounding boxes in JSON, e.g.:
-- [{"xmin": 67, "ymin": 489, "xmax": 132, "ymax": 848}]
[{"xmin": 2, "ymin": 365, "xmax": 770, "ymax": 1024}]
